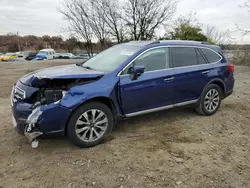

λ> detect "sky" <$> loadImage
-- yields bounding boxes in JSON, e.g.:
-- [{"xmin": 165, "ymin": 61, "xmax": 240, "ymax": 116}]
[{"xmin": 0, "ymin": 0, "xmax": 250, "ymax": 44}]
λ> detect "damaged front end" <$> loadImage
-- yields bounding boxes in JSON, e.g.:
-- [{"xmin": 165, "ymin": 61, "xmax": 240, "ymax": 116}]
[{"xmin": 14, "ymin": 70, "xmax": 104, "ymax": 148}]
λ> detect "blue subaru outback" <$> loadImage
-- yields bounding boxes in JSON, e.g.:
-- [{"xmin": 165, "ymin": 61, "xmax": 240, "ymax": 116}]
[{"xmin": 11, "ymin": 40, "xmax": 235, "ymax": 148}]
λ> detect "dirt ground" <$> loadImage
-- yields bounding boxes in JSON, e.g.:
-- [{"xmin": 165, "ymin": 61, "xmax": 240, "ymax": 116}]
[{"xmin": 0, "ymin": 60, "xmax": 249, "ymax": 188}]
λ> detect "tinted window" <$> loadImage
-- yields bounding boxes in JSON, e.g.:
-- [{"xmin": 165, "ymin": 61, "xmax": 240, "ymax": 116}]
[
  {"xmin": 172, "ymin": 47, "xmax": 198, "ymax": 67},
  {"xmin": 129, "ymin": 48, "xmax": 169, "ymax": 73},
  {"xmin": 196, "ymin": 49, "xmax": 207, "ymax": 65},
  {"xmin": 200, "ymin": 48, "xmax": 221, "ymax": 63}
]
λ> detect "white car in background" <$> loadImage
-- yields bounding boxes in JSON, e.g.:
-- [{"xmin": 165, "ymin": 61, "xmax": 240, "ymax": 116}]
[
  {"xmin": 35, "ymin": 49, "xmax": 56, "ymax": 60},
  {"xmin": 56, "ymin": 53, "xmax": 75, "ymax": 59}
]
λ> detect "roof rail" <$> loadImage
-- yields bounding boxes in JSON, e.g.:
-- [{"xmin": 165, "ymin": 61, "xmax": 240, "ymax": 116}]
[{"xmin": 201, "ymin": 42, "xmax": 211, "ymax": 45}]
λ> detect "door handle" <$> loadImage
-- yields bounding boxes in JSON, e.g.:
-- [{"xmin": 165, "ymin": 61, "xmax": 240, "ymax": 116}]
[
  {"xmin": 202, "ymin": 71, "xmax": 210, "ymax": 74},
  {"xmin": 164, "ymin": 77, "xmax": 175, "ymax": 81}
]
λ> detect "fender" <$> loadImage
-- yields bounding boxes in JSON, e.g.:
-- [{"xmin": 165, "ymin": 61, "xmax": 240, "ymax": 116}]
[{"xmin": 60, "ymin": 81, "xmax": 122, "ymax": 116}]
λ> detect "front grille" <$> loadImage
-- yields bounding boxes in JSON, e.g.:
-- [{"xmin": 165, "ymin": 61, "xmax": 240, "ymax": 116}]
[{"xmin": 12, "ymin": 86, "xmax": 26, "ymax": 105}]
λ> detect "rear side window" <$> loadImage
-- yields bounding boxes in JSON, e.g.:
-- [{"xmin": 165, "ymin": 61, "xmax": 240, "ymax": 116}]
[
  {"xmin": 196, "ymin": 49, "xmax": 207, "ymax": 65},
  {"xmin": 172, "ymin": 47, "xmax": 198, "ymax": 67},
  {"xmin": 200, "ymin": 48, "xmax": 221, "ymax": 63}
]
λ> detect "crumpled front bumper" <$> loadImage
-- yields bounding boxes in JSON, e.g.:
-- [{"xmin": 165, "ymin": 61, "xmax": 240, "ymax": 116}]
[{"xmin": 12, "ymin": 102, "xmax": 72, "ymax": 136}]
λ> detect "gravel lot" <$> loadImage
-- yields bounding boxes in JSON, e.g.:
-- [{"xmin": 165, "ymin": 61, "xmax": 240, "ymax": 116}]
[{"xmin": 0, "ymin": 61, "xmax": 249, "ymax": 188}]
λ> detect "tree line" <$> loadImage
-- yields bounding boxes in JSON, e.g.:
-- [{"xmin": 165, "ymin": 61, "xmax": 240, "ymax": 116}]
[
  {"xmin": 3, "ymin": 0, "xmax": 250, "ymax": 53},
  {"xmin": 0, "ymin": 34, "xmax": 112, "ymax": 53},
  {"xmin": 59, "ymin": 0, "xmax": 231, "ymax": 54}
]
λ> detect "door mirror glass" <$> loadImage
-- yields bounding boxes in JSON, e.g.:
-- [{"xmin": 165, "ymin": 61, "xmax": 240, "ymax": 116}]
[{"xmin": 129, "ymin": 65, "xmax": 145, "ymax": 80}]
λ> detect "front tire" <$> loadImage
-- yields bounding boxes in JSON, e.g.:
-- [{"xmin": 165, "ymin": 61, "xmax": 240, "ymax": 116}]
[
  {"xmin": 195, "ymin": 84, "xmax": 222, "ymax": 116},
  {"xmin": 67, "ymin": 102, "xmax": 114, "ymax": 148}
]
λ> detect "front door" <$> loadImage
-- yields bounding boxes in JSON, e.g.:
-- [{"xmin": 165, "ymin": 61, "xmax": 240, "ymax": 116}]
[{"xmin": 119, "ymin": 47, "xmax": 175, "ymax": 115}]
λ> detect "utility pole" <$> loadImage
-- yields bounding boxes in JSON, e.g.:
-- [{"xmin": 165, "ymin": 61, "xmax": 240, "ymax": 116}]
[{"xmin": 17, "ymin": 32, "xmax": 20, "ymax": 52}]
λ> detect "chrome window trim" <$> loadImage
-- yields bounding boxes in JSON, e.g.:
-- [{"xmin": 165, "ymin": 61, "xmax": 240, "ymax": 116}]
[
  {"xmin": 117, "ymin": 45, "xmax": 222, "ymax": 76},
  {"xmin": 125, "ymin": 99, "xmax": 198, "ymax": 117}
]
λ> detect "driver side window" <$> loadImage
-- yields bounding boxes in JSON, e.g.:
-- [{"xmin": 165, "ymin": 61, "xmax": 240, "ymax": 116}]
[{"xmin": 123, "ymin": 47, "xmax": 170, "ymax": 75}]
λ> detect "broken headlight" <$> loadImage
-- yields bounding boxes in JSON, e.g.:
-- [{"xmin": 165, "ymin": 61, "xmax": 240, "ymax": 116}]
[{"xmin": 43, "ymin": 90, "xmax": 67, "ymax": 104}]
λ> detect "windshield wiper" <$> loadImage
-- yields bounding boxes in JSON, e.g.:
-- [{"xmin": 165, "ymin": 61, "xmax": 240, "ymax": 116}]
[{"xmin": 76, "ymin": 63, "xmax": 97, "ymax": 71}]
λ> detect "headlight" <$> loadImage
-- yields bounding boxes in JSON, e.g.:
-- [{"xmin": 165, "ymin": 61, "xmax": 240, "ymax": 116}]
[{"xmin": 43, "ymin": 90, "xmax": 67, "ymax": 104}]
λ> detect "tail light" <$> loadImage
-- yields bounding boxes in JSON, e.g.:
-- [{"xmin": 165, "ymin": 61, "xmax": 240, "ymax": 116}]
[{"xmin": 227, "ymin": 64, "xmax": 234, "ymax": 73}]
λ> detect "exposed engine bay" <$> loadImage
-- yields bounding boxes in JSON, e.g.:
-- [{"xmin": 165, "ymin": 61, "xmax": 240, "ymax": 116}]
[{"xmin": 28, "ymin": 77, "xmax": 102, "ymax": 106}]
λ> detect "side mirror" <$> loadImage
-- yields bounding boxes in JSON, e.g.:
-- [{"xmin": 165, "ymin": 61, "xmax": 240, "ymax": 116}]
[{"xmin": 129, "ymin": 65, "xmax": 145, "ymax": 81}]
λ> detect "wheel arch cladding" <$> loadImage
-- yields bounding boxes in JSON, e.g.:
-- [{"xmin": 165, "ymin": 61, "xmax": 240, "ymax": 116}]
[
  {"xmin": 209, "ymin": 80, "xmax": 225, "ymax": 96},
  {"xmin": 84, "ymin": 97, "xmax": 118, "ymax": 115},
  {"xmin": 63, "ymin": 96, "xmax": 119, "ymax": 134}
]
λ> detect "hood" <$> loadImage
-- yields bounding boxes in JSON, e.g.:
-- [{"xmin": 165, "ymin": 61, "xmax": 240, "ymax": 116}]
[{"xmin": 20, "ymin": 64, "xmax": 104, "ymax": 87}]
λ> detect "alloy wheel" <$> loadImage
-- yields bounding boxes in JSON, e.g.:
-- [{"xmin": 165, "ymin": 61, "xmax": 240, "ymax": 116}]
[
  {"xmin": 204, "ymin": 89, "xmax": 220, "ymax": 112},
  {"xmin": 75, "ymin": 109, "xmax": 108, "ymax": 142}
]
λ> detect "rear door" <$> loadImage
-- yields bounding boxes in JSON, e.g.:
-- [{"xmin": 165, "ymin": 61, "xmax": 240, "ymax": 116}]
[
  {"xmin": 119, "ymin": 47, "xmax": 175, "ymax": 115},
  {"xmin": 171, "ymin": 47, "xmax": 211, "ymax": 104}
]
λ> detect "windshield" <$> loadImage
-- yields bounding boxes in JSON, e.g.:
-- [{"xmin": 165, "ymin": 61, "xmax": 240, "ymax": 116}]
[
  {"xmin": 38, "ymin": 51, "xmax": 48, "ymax": 55},
  {"xmin": 82, "ymin": 45, "xmax": 141, "ymax": 72}
]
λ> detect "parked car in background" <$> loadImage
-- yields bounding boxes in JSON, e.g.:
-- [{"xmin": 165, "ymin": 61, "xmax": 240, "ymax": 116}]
[
  {"xmin": 25, "ymin": 52, "xmax": 37, "ymax": 61},
  {"xmin": 56, "ymin": 53, "xmax": 75, "ymax": 59},
  {"xmin": 7, "ymin": 58, "xmax": 27, "ymax": 63},
  {"xmin": 0, "ymin": 53, "xmax": 17, "ymax": 61},
  {"xmin": 11, "ymin": 40, "xmax": 235, "ymax": 148},
  {"xmin": 72, "ymin": 54, "xmax": 88, "ymax": 59},
  {"xmin": 72, "ymin": 52, "xmax": 95, "ymax": 60},
  {"xmin": 15, "ymin": 52, "xmax": 24, "ymax": 58},
  {"xmin": 35, "ymin": 49, "xmax": 56, "ymax": 60}
]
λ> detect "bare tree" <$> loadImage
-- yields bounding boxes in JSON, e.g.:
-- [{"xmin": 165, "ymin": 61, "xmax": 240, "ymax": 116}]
[
  {"xmin": 59, "ymin": 0, "xmax": 94, "ymax": 54},
  {"xmin": 86, "ymin": 1, "xmax": 110, "ymax": 50},
  {"xmin": 204, "ymin": 25, "xmax": 231, "ymax": 45},
  {"xmin": 60, "ymin": 0, "xmax": 177, "ymax": 48},
  {"xmin": 123, "ymin": 0, "xmax": 177, "ymax": 40},
  {"xmin": 101, "ymin": 0, "xmax": 126, "ymax": 43},
  {"xmin": 235, "ymin": 0, "xmax": 250, "ymax": 38},
  {"xmin": 242, "ymin": 0, "xmax": 250, "ymax": 13}
]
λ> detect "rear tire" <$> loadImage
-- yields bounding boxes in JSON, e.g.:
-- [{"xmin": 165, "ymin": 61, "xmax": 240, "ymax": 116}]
[
  {"xmin": 195, "ymin": 84, "xmax": 222, "ymax": 116},
  {"xmin": 67, "ymin": 102, "xmax": 114, "ymax": 148}
]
